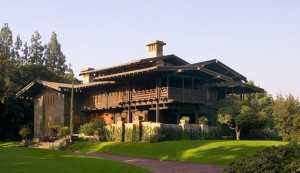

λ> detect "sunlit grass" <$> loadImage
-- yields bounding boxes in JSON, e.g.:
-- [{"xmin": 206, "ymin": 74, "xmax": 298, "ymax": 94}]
[
  {"xmin": 0, "ymin": 141, "xmax": 21, "ymax": 147},
  {"xmin": 0, "ymin": 147, "xmax": 149, "ymax": 173},
  {"xmin": 68, "ymin": 140, "xmax": 288, "ymax": 165}
]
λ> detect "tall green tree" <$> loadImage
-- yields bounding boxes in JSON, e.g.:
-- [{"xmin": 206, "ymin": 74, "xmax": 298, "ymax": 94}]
[
  {"xmin": 44, "ymin": 32, "xmax": 68, "ymax": 76},
  {"xmin": 273, "ymin": 94, "xmax": 300, "ymax": 141},
  {"xmin": 216, "ymin": 89, "xmax": 272, "ymax": 140},
  {"xmin": 28, "ymin": 31, "xmax": 44, "ymax": 65},
  {"xmin": 0, "ymin": 23, "xmax": 13, "ymax": 99},
  {"xmin": 0, "ymin": 23, "xmax": 76, "ymax": 140},
  {"xmin": 12, "ymin": 34, "xmax": 23, "ymax": 65},
  {"xmin": 21, "ymin": 42, "xmax": 29, "ymax": 65}
]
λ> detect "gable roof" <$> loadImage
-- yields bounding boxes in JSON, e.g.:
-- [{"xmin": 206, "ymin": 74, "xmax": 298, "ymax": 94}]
[
  {"xmin": 16, "ymin": 80, "xmax": 114, "ymax": 98},
  {"xmin": 79, "ymin": 54, "xmax": 189, "ymax": 76},
  {"xmin": 184, "ymin": 59, "xmax": 247, "ymax": 82}
]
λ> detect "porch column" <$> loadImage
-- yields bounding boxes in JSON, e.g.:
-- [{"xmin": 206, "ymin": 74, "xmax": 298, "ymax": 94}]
[
  {"xmin": 128, "ymin": 83, "xmax": 132, "ymax": 123},
  {"xmin": 195, "ymin": 112, "xmax": 199, "ymax": 124},
  {"xmin": 156, "ymin": 78, "xmax": 161, "ymax": 122}
]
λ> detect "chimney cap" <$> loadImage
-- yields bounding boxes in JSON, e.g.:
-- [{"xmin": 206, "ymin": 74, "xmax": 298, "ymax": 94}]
[
  {"xmin": 145, "ymin": 40, "xmax": 166, "ymax": 46},
  {"xmin": 80, "ymin": 68, "xmax": 95, "ymax": 73}
]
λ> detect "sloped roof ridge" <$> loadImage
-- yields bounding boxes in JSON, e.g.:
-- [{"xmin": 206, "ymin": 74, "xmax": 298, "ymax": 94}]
[
  {"xmin": 186, "ymin": 59, "xmax": 247, "ymax": 81},
  {"xmin": 80, "ymin": 54, "xmax": 189, "ymax": 75}
]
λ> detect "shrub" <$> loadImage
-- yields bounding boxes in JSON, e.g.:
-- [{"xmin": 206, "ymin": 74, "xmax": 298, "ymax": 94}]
[
  {"xmin": 103, "ymin": 125, "xmax": 115, "ymax": 141},
  {"xmin": 223, "ymin": 143, "xmax": 300, "ymax": 173},
  {"xmin": 180, "ymin": 116, "xmax": 190, "ymax": 121},
  {"xmin": 79, "ymin": 120, "xmax": 106, "ymax": 136},
  {"xmin": 19, "ymin": 126, "xmax": 31, "ymax": 139},
  {"xmin": 198, "ymin": 116, "xmax": 208, "ymax": 124},
  {"xmin": 59, "ymin": 126, "xmax": 70, "ymax": 137}
]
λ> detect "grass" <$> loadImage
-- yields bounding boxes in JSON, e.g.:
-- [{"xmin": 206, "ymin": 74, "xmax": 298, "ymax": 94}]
[
  {"xmin": 0, "ymin": 144, "xmax": 149, "ymax": 173},
  {"xmin": 67, "ymin": 140, "xmax": 288, "ymax": 165},
  {"xmin": 0, "ymin": 141, "xmax": 21, "ymax": 147}
]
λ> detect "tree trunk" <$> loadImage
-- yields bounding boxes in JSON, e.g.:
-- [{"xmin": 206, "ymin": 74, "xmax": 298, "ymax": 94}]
[
  {"xmin": 230, "ymin": 125, "xmax": 241, "ymax": 140},
  {"xmin": 236, "ymin": 129, "xmax": 241, "ymax": 140}
]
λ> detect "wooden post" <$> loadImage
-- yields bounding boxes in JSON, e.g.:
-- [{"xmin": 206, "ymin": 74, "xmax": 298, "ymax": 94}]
[
  {"xmin": 206, "ymin": 80, "xmax": 209, "ymax": 104},
  {"xmin": 41, "ymin": 96, "xmax": 46, "ymax": 140},
  {"xmin": 128, "ymin": 83, "xmax": 132, "ymax": 123},
  {"xmin": 195, "ymin": 112, "xmax": 199, "ymax": 124},
  {"xmin": 240, "ymin": 91, "xmax": 242, "ymax": 100},
  {"xmin": 192, "ymin": 77, "xmax": 194, "ymax": 103},
  {"xmin": 156, "ymin": 78, "xmax": 161, "ymax": 123},
  {"xmin": 182, "ymin": 76, "xmax": 184, "ymax": 102},
  {"xmin": 70, "ymin": 80, "xmax": 74, "ymax": 136},
  {"xmin": 167, "ymin": 74, "xmax": 169, "ymax": 98}
]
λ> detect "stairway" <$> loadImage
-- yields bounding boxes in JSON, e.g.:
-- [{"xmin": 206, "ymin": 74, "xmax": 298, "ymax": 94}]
[{"xmin": 30, "ymin": 139, "xmax": 64, "ymax": 150}]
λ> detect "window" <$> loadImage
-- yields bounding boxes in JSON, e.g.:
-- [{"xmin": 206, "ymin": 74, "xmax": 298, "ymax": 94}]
[
  {"xmin": 44, "ymin": 94, "xmax": 55, "ymax": 105},
  {"xmin": 54, "ymin": 116, "xmax": 61, "ymax": 123},
  {"xmin": 73, "ymin": 116, "xmax": 81, "ymax": 123}
]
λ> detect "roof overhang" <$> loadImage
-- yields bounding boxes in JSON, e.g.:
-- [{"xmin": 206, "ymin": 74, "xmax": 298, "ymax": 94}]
[
  {"xmin": 185, "ymin": 59, "xmax": 247, "ymax": 82},
  {"xmin": 16, "ymin": 80, "xmax": 115, "ymax": 98},
  {"xmin": 94, "ymin": 65, "xmax": 234, "ymax": 82},
  {"xmin": 207, "ymin": 82, "xmax": 264, "ymax": 93}
]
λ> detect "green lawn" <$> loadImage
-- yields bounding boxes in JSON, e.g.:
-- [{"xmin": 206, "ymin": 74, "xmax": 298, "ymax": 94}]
[
  {"xmin": 0, "ymin": 141, "xmax": 21, "ymax": 147},
  {"xmin": 67, "ymin": 140, "xmax": 288, "ymax": 165},
  {"xmin": 0, "ymin": 146, "xmax": 149, "ymax": 173}
]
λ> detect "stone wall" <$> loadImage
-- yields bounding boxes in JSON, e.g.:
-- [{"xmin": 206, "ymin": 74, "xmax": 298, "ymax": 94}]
[{"xmin": 34, "ymin": 88, "xmax": 65, "ymax": 141}]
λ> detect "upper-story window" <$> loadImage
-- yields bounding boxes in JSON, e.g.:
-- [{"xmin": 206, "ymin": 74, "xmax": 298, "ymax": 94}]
[{"xmin": 44, "ymin": 94, "xmax": 55, "ymax": 105}]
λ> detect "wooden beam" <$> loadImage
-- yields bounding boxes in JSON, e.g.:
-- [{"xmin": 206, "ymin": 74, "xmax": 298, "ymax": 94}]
[
  {"xmin": 128, "ymin": 83, "xmax": 132, "ymax": 123},
  {"xmin": 156, "ymin": 78, "xmax": 161, "ymax": 122}
]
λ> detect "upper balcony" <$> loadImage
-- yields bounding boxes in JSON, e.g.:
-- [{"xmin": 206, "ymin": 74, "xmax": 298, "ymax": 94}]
[{"xmin": 82, "ymin": 86, "xmax": 207, "ymax": 111}]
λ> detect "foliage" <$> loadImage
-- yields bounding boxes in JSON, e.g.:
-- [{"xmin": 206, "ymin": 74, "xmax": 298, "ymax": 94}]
[
  {"xmin": 19, "ymin": 126, "xmax": 31, "ymax": 139},
  {"xmin": 51, "ymin": 124, "xmax": 62, "ymax": 131},
  {"xmin": 44, "ymin": 32, "xmax": 68, "ymax": 76},
  {"xmin": 79, "ymin": 120, "xmax": 106, "ymax": 136},
  {"xmin": 216, "ymin": 91, "xmax": 272, "ymax": 140},
  {"xmin": 272, "ymin": 94, "xmax": 300, "ymax": 141},
  {"xmin": 124, "ymin": 125, "xmax": 141, "ymax": 142},
  {"xmin": 180, "ymin": 116, "xmax": 190, "ymax": 121},
  {"xmin": 162, "ymin": 127, "xmax": 222, "ymax": 141},
  {"xmin": 59, "ymin": 126, "xmax": 70, "ymax": 137},
  {"xmin": 197, "ymin": 116, "xmax": 208, "ymax": 124},
  {"xmin": 67, "ymin": 140, "xmax": 288, "ymax": 166},
  {"xmin": 0, "ymin": 23, "xmax": 76, "ymax": 140},
  {"xmin": 0, "ymin": 147, "xmax": 149, "ymax": 173},
  {"xmin": 114, "ymin": 126, "xmax": 124, "ymax": 142},
  {"xmin": 224, "ymin": 143, "xmax": 300, "ymax": 173},
  {"xmin": 243, "ymin": 129, "xmax": 281, "ymax": 140},
  {"xmin": 141, "ymin": 125, "xmax": 154, "ymax": 142}
]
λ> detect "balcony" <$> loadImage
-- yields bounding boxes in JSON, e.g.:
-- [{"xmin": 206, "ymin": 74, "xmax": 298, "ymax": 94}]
[{"xmin": 82, "ymin": 86, "xmax": 208, "ymax": 111}]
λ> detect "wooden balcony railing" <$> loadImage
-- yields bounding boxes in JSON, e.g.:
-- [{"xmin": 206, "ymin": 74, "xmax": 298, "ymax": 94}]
[{"xmin": 83, "ymin": 86, "xmax": 207, "ymax": 110}]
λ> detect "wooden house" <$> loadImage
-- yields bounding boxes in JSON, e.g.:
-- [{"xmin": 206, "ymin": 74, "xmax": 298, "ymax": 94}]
[{"xmin": 17, "ymin": 40, "xmax": 263, "ymax": 140}]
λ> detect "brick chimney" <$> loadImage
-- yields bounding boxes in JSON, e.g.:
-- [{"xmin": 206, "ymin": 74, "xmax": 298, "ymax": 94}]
[
  {"xmin": 146, "ymin": 40, "xmax": 166, "ymax": 58},
  {"xmin": 80, "ymin": 68, "xmax": 95, "ymax": 84}
]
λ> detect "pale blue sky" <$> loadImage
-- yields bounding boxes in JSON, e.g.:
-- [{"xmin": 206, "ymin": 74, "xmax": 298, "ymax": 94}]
[{"xmin": 1, "ymin": 0, "xmax": 300, "ymax": 98}]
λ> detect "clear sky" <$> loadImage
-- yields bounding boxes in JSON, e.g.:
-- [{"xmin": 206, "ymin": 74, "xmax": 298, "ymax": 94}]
[{"xmin": 1, "ymin": 0, "xmax": 300, "ymax": 98}]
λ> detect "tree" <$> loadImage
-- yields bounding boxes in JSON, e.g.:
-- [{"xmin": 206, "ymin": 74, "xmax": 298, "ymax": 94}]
[
  {"xmin": 273, "ymin": 94, "xmax": 300, "ymax": 141},
  {"xmin": 0, "ymin": 24, "xmax": 77, "ymax": 140},
  {"xmin": 216, "ymin": 91, "xmax": 271, "ymax": 140},
  {"xmin": 28, "ymin": 31, "xmax": 44, "ymax": 65},
  {"xmin": 246, "ymin": 91, "xmax": 274, "ymax": 129},
  {"xmin": 12, "ymin": 35, "xmax": 23, "ymax": 65},
  {"xmin": 21, "ymin": 42, "xmax": 29, "ymax": 65},
  {"xmin": 44, "ymin": 32, "xmax": 68, "ymax": 76},
  {"xmin": 217, "ymin": 100, "xmax": 248, "ymax": 140}
]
